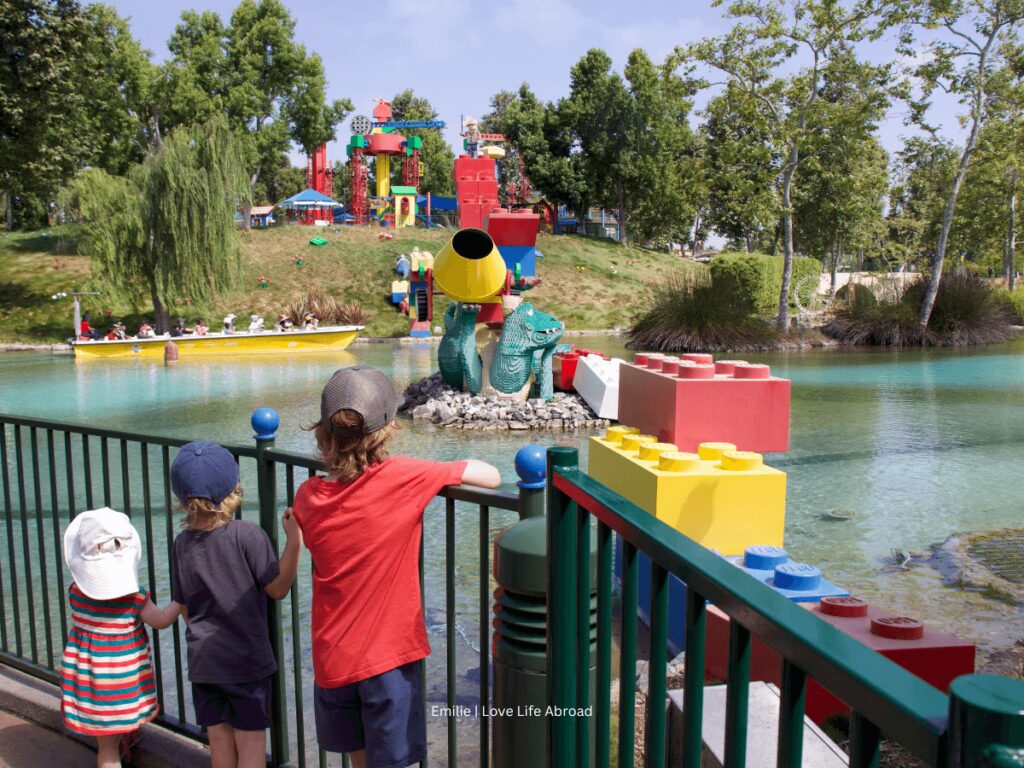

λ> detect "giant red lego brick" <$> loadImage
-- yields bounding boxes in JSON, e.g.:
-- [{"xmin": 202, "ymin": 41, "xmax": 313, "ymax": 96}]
[
  {"xmin": 553, "ymin": 349, "xmax": 608, "ymax": 391},
  {"xmin": 485, "ymin": 210, "xmax": 541, "ymax": 247},
  {"xmin": 477, "ymin": 179, "xmax": 499, "ymax": 201},
  {"xmin": 617, "ymin": 355, "xmax": 790, "ymax": 452},
  {"xmin": 704, "ymin": 598, "xmax": 976, "ymax": 724},
  {"xmin": 459, "ymin": 204, "xmax": 484, "ymax": 229}
]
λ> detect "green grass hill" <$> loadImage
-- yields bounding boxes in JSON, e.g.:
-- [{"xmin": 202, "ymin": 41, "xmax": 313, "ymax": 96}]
[{"xmin": 0, "ymin": 225, "xmax": 699, "ymax": 342}]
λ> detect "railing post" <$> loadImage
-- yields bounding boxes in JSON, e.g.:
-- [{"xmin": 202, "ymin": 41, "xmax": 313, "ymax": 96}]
[
  {"xmin": 546, "ymin": 446, "xmax": 579, "ymax": 767},
  {"xmin": 253, "ymin": 407, "xmax": 288, "ymax": 767},
  {"xmin": 948, "ymin": 674, "xmax": 1024, "ymax": 768}
]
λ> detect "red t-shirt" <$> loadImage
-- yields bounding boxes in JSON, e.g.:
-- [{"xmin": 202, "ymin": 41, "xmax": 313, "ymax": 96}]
[{"xmin": 292, "ymin": 456, "xmax": 467, "ymax": 688}]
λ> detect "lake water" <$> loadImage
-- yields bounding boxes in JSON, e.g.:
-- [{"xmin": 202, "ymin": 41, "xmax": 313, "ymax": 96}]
[{"xmin": 1, "ymin": 336, "xmax": 1022, "ymax": 763}]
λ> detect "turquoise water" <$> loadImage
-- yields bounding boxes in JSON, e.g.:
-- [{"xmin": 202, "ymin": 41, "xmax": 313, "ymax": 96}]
[{"xmin": 0, "ymin": 337, "xmax": 1022, "ymax": 761}]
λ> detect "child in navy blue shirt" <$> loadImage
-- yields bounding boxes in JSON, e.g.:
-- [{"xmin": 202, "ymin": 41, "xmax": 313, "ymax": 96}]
[{"xmin": 171, "ymin": 441, "xmax": 301, "ymax": 768}]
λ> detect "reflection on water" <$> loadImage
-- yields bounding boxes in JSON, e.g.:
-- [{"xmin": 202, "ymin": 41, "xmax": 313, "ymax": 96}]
[{"xmin": 1, "ymin": 336, "xmax": 1023, "ymax": 758}]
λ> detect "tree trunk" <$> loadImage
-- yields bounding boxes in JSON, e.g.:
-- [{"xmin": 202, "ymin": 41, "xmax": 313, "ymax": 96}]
[
  {"xmin": 617, "ymin": 180, "xmax": 627, "ymax": 245},
  {"xmin": 857, "ymin": 247, "xmax": 864, "ymax": 272},
  {"xmin": 3, "ymin": 189, "xmax": 11, "ymax": 230},
  {"xmin": 830, "ymin": 239, "xmax": 842, "ymax": 298},
  {"xmin": 240, "ymin": 169, "xmax": 260, "ymax": 232},
  {"xmin": 1009, "ymin": 186, "xmax": 1017, "ymax": 291},
  {"xmin": 151, "ymin": 285, "xmax": 171, "ymax": 335},
  {"xmin": 691, "ymin": 212, "xmax": 702, "ymax": 259},
  {"xmin": 777, "ymin": 148, "xmax": 798, "ymax": 333},
  {"xmin": 150, "ymin": 106, "xmax": 163, "ymax": 149},
  {"xmin": 744, "ymin": 233, "xmax": 751, "ymax": 253}
]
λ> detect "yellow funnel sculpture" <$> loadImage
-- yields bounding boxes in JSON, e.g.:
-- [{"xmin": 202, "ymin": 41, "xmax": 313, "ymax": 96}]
[{"xmin": 433, "ymin": 228, "xmax": 507, "ymax": 303}]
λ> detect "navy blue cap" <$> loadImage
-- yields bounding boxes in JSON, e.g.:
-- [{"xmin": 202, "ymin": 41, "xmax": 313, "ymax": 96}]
[{"xmin": 170, "ymin": 441, "xmax": 240, "ymax": 505}]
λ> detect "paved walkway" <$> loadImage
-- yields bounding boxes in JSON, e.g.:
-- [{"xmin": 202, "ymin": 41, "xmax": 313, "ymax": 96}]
[{"xmin": 0, "ymin": 709, "xmax": 95, "ymax": 767}]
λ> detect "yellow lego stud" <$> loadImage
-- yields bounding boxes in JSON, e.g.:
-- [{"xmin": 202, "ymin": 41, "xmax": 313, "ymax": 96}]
[
  {"xmin": 658, "ymin": 452, "xmax": 700, "ymax": 472},
  {"xmin": 638, "ymin": 443, "xmax": 678, "ymax": 461},
  {"xmin": 604, "ymin": 425, "xmax": 641, "ymax": 444},
  {"xmin": 720, "ymin": 451, "xmax": 763, "ymax": 471},
  {"xmin": 621, "ymin": 434, "xmax": 657, "ymax": 452},
  {"xmin": 698, "ymin": 442, "xmax": 737, "ymax": 461}
]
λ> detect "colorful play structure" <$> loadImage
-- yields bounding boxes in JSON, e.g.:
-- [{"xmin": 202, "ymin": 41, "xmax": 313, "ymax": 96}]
[{"xmin": 586, "ymin": 353, "xmax": 975, "ymax": 725}]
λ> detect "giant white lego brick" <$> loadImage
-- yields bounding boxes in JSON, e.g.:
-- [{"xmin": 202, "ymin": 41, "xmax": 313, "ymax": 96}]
[
  {"xmin": 667, "ymin": 683, "xmax": 848, "ymax": 768},
  {"xmin": 573, "ymin": 356, "xmax": 623, "ymax": 419}
]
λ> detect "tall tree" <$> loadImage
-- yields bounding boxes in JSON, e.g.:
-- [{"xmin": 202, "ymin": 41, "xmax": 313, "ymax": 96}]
[
  {"xmin": 685, "ymin": 0, "xmax": 888, "ymax": 331},
  {"xmin": 895, "ymin": 0, "xmax": 1024, "ymax": 326},
  {"xmin": 61, "ymin": 117, "xmax": 249, "ymax": 331},
  {"xmin": 886, "ymin": 137, "xmax": 958, "ymax": 267},
  {"xmin": 390, "ymin": 89, "xmax": 454, "ymax": 196}
]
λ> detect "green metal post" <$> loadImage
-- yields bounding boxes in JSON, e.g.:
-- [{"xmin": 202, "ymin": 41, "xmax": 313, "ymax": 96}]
[
  {"xmin": 724, "ymin": 623, "xmax": 751, "ymax": 768},
  {"xmin": 777, "ymin": 660, "xmax": 806, "ymax": 768},
  {"xmin": 948, "ymin": 675, "xmax": 1024, "ymax": 768},
  {"xmin": 253, "ymin": 408, "xmax": 288, "ymax": 767},
  {"xmin": 546, "ymin": 446, "xmax": 579, "ymax": 767}
]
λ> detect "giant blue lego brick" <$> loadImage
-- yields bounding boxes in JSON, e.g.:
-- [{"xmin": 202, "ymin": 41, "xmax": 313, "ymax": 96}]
[
  {"xmin": 496, "ymin": 245, "xmax": 536, "ymax": 277},
  {"xmin": 725, "ymin": 545, "xmax": 849, "ymax": 602}
]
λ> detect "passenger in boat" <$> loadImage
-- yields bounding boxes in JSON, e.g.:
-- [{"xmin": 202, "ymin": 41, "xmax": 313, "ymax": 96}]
[
  {"xmin": 79, "ymin": 313, "xmax": 101, "ymax": 341},
  {"xmin": 276, "ymin": 314, "xmax": 293, "ymax": 332},
  {"xmin": 169, "ymin": 318, "xmax": 187, "ymax": 338},
  {"xmin": 136, "ymin": 322, "xmax": 154, "ymax": 339},
  {"xmin": 106, "ymin": 321, "xmax": 128, "ymax": 341},
  {"xmin": 291, "ymin": 367, "xmax": 501, "ymax": 767},
  {"xmin": 194, "ymin": 319, "xmax": 209, "ymax": 336},
  {"xmin": 303, "ymin": 313, "xmax": 319, "ymax": 331},
  {"xmin": 222, "ymin": 314, "xmax": 236, "ymax": 334},
  {"xmin": 248, "ymin": 315, "xmax": 265, "ymax": 333}
]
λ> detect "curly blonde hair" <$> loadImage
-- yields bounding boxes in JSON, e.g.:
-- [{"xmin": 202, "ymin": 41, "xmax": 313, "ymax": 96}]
[
  {"xmin": 180, "ymin": 484, "xmax": 243, "ymax": 532},
  {"xmin": 310, "ymin": 409, "xmax": 398, "ymax": 483}
]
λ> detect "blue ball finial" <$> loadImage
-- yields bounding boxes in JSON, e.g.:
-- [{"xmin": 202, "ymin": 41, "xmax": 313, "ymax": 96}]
[
  {"xmin": 515, "ymin": 444, "xmax": 547, "ymax": 489},
  {"xmin": 251, "ymin": 407, "xmax": 280, "ymax": 441}
]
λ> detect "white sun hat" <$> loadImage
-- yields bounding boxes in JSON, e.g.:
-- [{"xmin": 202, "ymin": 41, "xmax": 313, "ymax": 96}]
[{"xmin": 63, "ymin": 508, "xmax": 141, "ymax": 600}]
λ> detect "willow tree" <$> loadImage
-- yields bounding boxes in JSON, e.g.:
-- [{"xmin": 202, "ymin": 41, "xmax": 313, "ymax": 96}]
[{"xmin": 63, "ymin": 117, "xmax": 248, "ymax": 332}]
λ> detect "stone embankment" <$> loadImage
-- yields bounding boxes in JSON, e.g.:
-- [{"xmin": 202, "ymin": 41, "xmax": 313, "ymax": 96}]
[{"xmin": 401, "ymin": 373, "xmax": 611, "ymax": 431}]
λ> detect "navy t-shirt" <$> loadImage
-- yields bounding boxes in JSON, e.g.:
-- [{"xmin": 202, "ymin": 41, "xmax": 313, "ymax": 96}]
[{"xmin": 171, "ymin": 520, "xmax": 280, "ymax": 684}]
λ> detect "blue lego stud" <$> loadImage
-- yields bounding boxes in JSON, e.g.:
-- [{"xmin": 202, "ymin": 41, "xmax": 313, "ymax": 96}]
[
  {"xmin": 515, "ymin": 444, "xmax": 547, "ymax": 489},
  {"xmin": 251, "ymin": 407, "xmax": 280, "ymax": 442},
  {"xmin": 744, "ymin": 545, "xmax": 788, "ymax": 571},
  {"xmin": 772, "ymin": 562, "xmax": 822, "ymax": 592}
]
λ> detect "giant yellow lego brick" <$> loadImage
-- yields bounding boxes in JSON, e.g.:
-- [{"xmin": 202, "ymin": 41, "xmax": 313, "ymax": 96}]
[{"xmin": 588, "ymin": 428, "xmax": 786, "ymax": 556}]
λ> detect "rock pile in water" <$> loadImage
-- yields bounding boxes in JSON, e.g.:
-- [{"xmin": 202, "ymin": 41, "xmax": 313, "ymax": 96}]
[{"xmin": 401, "ymin": 373, "xmax": 611, "ymax": 431}]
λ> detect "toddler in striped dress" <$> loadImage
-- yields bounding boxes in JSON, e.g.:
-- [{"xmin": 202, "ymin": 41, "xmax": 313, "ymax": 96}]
[{"xmin": 61, "ymin": 507, "xmax": 180, "ymax": 768}]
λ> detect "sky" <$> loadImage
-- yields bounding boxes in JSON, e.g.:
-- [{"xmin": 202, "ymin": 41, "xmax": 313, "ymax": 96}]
[{"xmin": 106, "ymin": 0, "xmax": 964, "ymax": 171}]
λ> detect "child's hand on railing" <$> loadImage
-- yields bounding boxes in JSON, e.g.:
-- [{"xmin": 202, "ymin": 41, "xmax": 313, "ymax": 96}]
[{"xmin": 282, "ymin": 507, "xmax": 302, "ymax": 546}]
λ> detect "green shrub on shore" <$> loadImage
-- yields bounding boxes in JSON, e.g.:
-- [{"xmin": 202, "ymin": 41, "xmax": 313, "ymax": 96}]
[
  {"xmin": 709, "ymin": 252, "xmax": 822, "ymax": 315},
  {"xmin": 996, "ymin": 287, "xmax": 1024, "ymax": 324},
  {"xmin": 628, "ymin": 270, "xmax": 780, "ymax": 352},
  {"xmin": 823, "ymin": 272, "xmax": 1019, "ymax": 346}
]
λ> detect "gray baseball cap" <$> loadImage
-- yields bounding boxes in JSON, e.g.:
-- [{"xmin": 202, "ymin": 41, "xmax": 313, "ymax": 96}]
[{"xmin": 321, "ymin": 366, "xmax": 403, "ymax": 434}]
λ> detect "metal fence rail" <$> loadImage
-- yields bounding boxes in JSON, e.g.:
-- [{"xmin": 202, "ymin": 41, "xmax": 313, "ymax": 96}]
[{"xmin": 0, "ymin": 411, "xmax": 516, "ymax": 768}]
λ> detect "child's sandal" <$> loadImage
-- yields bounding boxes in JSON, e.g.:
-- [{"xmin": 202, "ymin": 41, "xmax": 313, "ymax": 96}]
[{"xmin": 119, "ymin": 729, "xmax": 141, "ymax": 766}]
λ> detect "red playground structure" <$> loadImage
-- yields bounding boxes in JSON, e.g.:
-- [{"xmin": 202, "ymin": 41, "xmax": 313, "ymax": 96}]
[{"xmin": 303, "ymin": 144, "xmax": 334, "ymax": 224}]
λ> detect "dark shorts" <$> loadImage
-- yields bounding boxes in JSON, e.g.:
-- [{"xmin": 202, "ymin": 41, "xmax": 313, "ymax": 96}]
[
  {"xmin": 314, "ymin": 660, "xmax": 426, "ymax": 768},
  {"xmin": 192, "ymin": 676, "xmax": 272, "ymax": 731}
]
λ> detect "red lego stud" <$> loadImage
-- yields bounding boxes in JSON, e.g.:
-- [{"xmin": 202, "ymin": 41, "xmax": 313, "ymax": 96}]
[
  {"xmin": 680, "ymin": 364, "xmax": 715, "ymax": 379},
  {"xmin": 734, "ymin": 363, "xmax": 771, "ymax": 379},
  {"xmin": 714, "ymin": 360, "xmax": 747, "ymax": 376},
  {"xmin": 634, "ymin": 354, "xmax": 649, "ymax": 366},
  {"xmin": 662, "ymin": 358, "xmax": 681, "ymax": 375},
  {"xmin": 819, "ymin": 597, "xmax": 869, "ymax": 618},
  {"xmin": 871, "ymin": 616, "xmax": 925, "ymax": 640},
  {"xmin": 646, "ymin": 355, "xmax": 665, "ymax": 371},
  {"xmin": 683, "ymin": 353, "xmax": 714, "ymax": 364}
]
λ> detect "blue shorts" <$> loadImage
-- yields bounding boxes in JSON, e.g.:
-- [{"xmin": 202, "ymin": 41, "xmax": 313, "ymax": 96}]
[
  {"xmin": 192, "ymin": 676, "xmax": 272, "ymax": 731},
  {"xmin": 314, "ymin": 660, "xmax": 426, "ymax": 768}
]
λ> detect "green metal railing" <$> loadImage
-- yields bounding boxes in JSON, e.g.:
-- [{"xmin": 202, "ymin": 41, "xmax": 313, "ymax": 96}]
[
  {"xmin": 0, "ymin": 411, "xmax": 517, "ymax": 767},
  {"xmin": 544, "ymin": 445, "xmax": 1024, "ymax": 768}
]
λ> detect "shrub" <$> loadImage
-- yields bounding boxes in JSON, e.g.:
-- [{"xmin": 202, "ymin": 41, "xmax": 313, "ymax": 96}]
[
  {"xmin": 627, "ymin": 270, "xmax": 780, "ymax": 352},
  {"xmin": 995, "ymin": 287, "xmax": 1024, "ymax": 324},
  {"xmin": 823, "ymin": 272, "xmax": 1018, "ymax": 346},
  {"xmin": 285, "ymin": 289, "xmax": 372, "ymax": 326},
  {"xmin": 834, "ymin": 282, "xmax": 877, "ymax": 309},
  {"xmin": 709, "ymin": 252, "xmax": 822, "ymax": 315}
]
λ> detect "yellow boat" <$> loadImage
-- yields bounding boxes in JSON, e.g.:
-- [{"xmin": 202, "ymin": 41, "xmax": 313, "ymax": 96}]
[{"xmin": 72, "ymin": 325, "xmax": 364, "ymax": 360}]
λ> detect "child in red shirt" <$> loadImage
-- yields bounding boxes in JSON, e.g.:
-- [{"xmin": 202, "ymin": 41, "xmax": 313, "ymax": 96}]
[{"xmin": 292, "ymin": 366, "xmax": 499, "ymax": 768}]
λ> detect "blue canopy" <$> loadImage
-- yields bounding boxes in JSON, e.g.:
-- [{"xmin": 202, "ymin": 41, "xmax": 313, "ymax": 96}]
[
  {"xmin": 278, "ymin": 188, "xmax": 338, "ymax": 207},
  {"xmin": 418, "ymin": 195, "xmax": 457, "ymax": 211}
]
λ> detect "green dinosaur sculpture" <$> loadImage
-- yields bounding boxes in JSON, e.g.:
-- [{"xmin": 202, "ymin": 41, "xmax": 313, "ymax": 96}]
[
  {"xmin": 437, "ymin": 303, "xmax": 482, "ymax": 391},
  {"xmin": 489, "ymin": 303, "xmax": 565, "ymax": 400}
]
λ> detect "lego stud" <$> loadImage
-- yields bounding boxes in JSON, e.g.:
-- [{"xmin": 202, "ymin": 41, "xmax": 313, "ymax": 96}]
[
  {"xmin": 638, "ymin": 442, "xmax": 678, "ymax": 461},
  {"xmin": 661, "ymin": 360, "xmax": 680, "ymax": 375},
  {"xmin": 658, "ymin": 452, "xmax": 700, "ymax": 472},
  {"xmin": 773, "ymin": 562, "xmax": 822, "ymax": 592},
  {"xmin": 621, "ymin": 434, "xmax": 657, "ymax": 452},
  {"xmin": 720, "ymin": 451, "xmax": 763, "ymax": 471},
  {"xmin": 680, "ymin": 364, "xmax": 715, "ymax": 379},
  {"xmin": 744, "ymin": 544, "xmax": 789, "ymax": 570},
  {"xmin": 682, "ymin": 353, "xmax": 713, "ymax": 364},
  {"xmin": 870, "ymin": 616, "xmax": 925, "ymax": 640},
  {"xmin": 634, "ymin": 353, "xmax": 649, "ymax": 366},
  {"xmin": 698, "ymin": 442, "xmax": 737, "ymax": 461},
  {"xmin": 604, "ymin": 425, "xmax": 640, "ymax": 443},
  {"xmin": 819, "ymin": 596, "xmax": 869, "ymax": 617},
  {"xmin": 645, "ymin": 354, "xmax": 665, "ymax": 370},
  {"xmin": 714, "ymin": 360, "xmax": 747, "ymax": 376},
  {"xmin": 734, "ymin": 363, "xmax": 771, "ymax": 379}
]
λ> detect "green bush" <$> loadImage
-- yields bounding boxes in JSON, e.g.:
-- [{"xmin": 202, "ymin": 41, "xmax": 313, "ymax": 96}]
[
  {"xmin": 995, "ymin": 286, "xmax": 1024, "ymax": 324},
  {"xmin": 824, "ymin": 272, "xmax": 1018, "ymax": 346},
  {"xmin": 709, "ymin": 252, "xmax": 822, "ymax": 315},
  {"xmin": 628, "ymin": 270, "xmax": 780, "ymax": 352}
]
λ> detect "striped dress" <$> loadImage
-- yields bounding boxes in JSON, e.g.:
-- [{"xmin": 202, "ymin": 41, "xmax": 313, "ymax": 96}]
[{"xmin": 59, "ymin": 584, "xmax": 159, "ymax": 735}]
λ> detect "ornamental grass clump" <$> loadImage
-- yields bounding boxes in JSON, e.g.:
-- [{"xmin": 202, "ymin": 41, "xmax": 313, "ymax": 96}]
[
  {"xmin": 285, "ymin": 289, "xmax": 371, "ymax": 326},
  {"xmin": 627, "ymin": 270, "xmax": 780, "ymax": 352},
  {"xmin": 823, "ymin": 272, "xmax": 1018, "ymax": 346}
]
